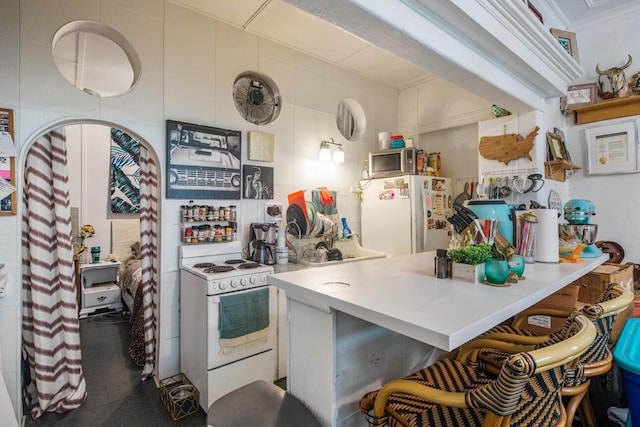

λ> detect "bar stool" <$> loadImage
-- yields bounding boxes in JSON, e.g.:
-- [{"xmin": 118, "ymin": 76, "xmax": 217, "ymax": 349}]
[
  {"xmin": 206, "ymin": 380, "xmax": 321, "ymax": 427},
  {"xmin": 477, "ymin": 283, "xmax": 634, "ymax": 427},
  {"xmin": 360, "ymin": 314, "xmax": 596, "ymax": 427}
]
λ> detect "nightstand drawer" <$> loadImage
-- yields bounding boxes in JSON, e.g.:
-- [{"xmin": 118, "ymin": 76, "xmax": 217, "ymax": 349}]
[{"xmin": 82, "ymin": 283, "xmax": 120, "ymax": 308}]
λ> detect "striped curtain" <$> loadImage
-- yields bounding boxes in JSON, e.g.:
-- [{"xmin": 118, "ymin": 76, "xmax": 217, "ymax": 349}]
[
  {"xmin": 21, "ymin": 129, "xmax": 87, "ymax": 418},
  {"xmin": 138, "ymin": 145, "xmax": 158, "ymax": 380}
]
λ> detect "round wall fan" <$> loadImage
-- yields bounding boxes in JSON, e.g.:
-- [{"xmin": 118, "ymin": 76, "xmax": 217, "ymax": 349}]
[{"xmin": 233, "ymin": 71, "xmax": 281, "ymax": 125}]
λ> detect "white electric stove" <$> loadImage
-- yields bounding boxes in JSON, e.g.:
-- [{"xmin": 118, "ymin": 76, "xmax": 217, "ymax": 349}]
[{"xmin": 179, "ymin": 241, "xmax": 277, "ymax": 410}]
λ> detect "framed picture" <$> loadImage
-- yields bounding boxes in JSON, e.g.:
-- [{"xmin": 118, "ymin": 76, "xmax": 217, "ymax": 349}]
[
  {"xmin": 527, "ymin": 1, "xmax": 543, "ymax": 24},
  {"xmin": 242, "ymin": 165, "xmax": 274, "ymax": 199},
  {"xmin": 248, "ymin": 131, "xmax": 274, "ymax": 162},
  {"xmin": 546, "ymin": 131, "xmax": 568, "ymax": 161},
  {"xmin": 585, "ymin": 120, "xmax": 639, "ymax": 175},
  {"xmin": 110, "ymin": 128, "xmax": 140, "ymax": 214},
  {"xmin": 550, "ymin": 28, "xmax": 579, "ymax": 63},
  {"xmin": 0, "ymin": 108, "xmax": 16, "ymax": 216},
  {"xmin": 630, "ymin": 71, "xmax": 640, "ymax": 95},
  {"xmin": 553, "ymin": 127, "xmax": 572, "ymax": 162},
  {"xmin": 560, "ymin": 83, "xmax": 598, "ymax": 111},
  {"xmin": 166, "ymin": 120, "xmax": 242, "ymax": 200}
]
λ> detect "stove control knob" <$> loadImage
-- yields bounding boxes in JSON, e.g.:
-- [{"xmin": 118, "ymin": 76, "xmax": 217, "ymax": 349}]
[
  {"xmin": 230, "ymin": 279, "xmax": 239, "ymax": 288},
  {"xmin": 260, "ymin": 274, "xmax": 267, "ymax": 283},
  {"xmin": 219, "ymin": 280, "xmax": 228, "ymax": 290},
  {"xmin": 240, "ymin": 277, "xmax": 249, "ymax": 287},
  {"xmin": 250, "ymin": 276, "xmax": 257, "ymax": 285}
]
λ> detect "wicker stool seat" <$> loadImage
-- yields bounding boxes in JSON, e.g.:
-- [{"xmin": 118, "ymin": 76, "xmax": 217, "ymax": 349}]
[
  {"xmin": 206, "ymin": 380, "xmax": 321, "ymax": 427},
  {"xmin": 360, "ymin": 314, "xmax": 595, "ymax": 427}
]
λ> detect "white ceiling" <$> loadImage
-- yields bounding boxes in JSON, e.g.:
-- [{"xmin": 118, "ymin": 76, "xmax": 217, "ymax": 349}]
[
  {"xmin": 168, "ymin": 0, "xmax": 430, "ymax": 88},
  {"xmin": 169, "ymin": 0, "xmax": 636, "ymax": 89}
]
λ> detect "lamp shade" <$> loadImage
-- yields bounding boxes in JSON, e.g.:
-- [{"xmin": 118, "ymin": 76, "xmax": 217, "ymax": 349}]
[
  {"xmin": 333, "ymin": 146, "xmax": 344, "ymax": 163},
  {"xmin": 319, "ymin": 142, "xmax": 331, "ymax": 161}
]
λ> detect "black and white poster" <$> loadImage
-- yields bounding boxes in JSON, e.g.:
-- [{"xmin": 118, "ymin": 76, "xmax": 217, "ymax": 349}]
[
  {"xmin": 242, "ymin": 165, "xmax": 274, "ymax": 199},
  {"xmin": 166, "ymin": 120, "xmax": 241, "ymax": 199}
]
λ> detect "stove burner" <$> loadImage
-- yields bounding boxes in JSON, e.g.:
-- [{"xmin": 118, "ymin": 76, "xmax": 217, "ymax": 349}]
[
  {"xmin": 225, "ymin": 259, "xmax": 247, "ymax": 265},
  {"xmin": 203, "ymin": 265, "xmax": 236, "ymax": 274},
  {"xmin": 193, "ymin": 262, "xmax": 216, "ymax": 268},
  {"xmin": 238, "ymin": 262, "xmax": 261, "ymax": 269}
]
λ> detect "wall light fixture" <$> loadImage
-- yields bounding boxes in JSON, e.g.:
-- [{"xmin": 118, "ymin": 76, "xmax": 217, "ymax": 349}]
[{"xmin": 318, "ymin": 138, "xmax": 344, "ymax": 163}]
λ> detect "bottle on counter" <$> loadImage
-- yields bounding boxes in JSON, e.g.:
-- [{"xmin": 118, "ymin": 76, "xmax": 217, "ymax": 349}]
[
  {"xmin": 341, "ymin": 217, "xmax": 353, "ymax": 239},
  {"xmin": 435, "ymin": 248, "xmax": 448, "ymax": 278}
]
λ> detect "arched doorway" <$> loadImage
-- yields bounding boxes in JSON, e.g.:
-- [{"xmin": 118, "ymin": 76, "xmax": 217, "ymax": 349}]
[{"xmin": 20, "ymin": 119, "xmax": 161, "ymax": 418}]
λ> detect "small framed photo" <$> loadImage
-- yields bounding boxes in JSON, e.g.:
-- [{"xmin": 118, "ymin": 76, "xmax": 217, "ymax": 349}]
[
  {"xmin": 630, "ymin": 71, "xmax": 640, "ymax": 95},
  {"xmin": 527, "ymin": 1, "xmax": 543, "ymax": 24},
  {"xmin": 550, "ymin": 28, "xmax": 579, "ymax": 63},
  {"xmin": 560, "ymin": 83, "xmax": 598, "ymax": 111},
  {"xmin": 585, "ymin": 120, "xmax": 639, "ymax": 175},
  {"xmin": 546, "ymin": 131, "xmax": 568, "ymax": 161},
  {"xmin": 553, "ymin": 127, "xmax": 572, "ymax": 162}
]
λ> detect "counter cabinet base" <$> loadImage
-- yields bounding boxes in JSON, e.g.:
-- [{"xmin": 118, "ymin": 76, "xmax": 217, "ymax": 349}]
[{"xmin": 286, "ymin": 299, "xmax": 444, "ymax": 427}]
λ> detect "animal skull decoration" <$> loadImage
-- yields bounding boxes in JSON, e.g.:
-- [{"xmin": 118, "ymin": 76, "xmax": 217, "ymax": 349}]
[{"xmin": 596, "ymin": 54, "xmax": 632, "ymax": 99}]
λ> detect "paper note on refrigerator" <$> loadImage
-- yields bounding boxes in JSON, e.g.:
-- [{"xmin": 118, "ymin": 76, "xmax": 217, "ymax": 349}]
[
  {"xmin": 0, "ymin": 132, "xmax": 16, "ymax": 157},
  {"xmin": 0, "ymin": 177, "xmax": 16, "ymax": 200}
]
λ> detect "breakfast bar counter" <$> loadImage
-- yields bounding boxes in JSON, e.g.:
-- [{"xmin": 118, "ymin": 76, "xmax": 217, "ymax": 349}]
[{"xmin": 269, "ymin": 251, "xmax": 609, "ymax": 427}]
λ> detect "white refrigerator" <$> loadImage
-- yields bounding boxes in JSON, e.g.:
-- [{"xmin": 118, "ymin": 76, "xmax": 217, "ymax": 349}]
[{"xmin": 360, "ymin": 175, "xmax": 453, "ymax": 256}]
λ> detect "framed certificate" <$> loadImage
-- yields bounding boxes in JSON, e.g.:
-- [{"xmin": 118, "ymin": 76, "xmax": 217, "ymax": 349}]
[{"xmin": 585, "ymin": 120, "xmax": 639, "ymax": 175}]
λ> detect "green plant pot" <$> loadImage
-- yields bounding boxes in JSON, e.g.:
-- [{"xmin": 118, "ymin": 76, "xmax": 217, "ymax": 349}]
[
  {"xmin": 484, "ymin": 258, "xmax": 509, "ymax": 284},
  {"xmin": 508, "ymin": 254, "xmax": 525, "ymax": 277}
]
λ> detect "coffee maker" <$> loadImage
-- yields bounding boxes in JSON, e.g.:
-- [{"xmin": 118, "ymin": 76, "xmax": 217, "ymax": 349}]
[{"xmin": 248, "ymin": 223, "xmax": 277, "ymax": 265}]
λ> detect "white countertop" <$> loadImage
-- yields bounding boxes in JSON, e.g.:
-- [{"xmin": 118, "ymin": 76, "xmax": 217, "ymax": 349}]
[{"xmin": 269, "ymin": 252, "xmax": 609, "ymax": 351}]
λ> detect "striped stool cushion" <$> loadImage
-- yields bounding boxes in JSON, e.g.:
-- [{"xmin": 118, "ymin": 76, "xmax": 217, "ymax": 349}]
[{"xmin": 360, "ymin": 355, "xmax": 565, "ymax": 427}]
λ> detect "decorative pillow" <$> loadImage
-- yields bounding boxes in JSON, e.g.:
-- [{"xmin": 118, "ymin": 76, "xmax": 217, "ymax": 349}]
[{"xmin": 131, "ymin": 242, "xmax": 142, "ymax": 259}]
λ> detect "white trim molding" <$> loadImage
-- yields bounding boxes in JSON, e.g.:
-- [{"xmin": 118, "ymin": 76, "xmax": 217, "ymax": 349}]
[{"xmin": 286, "ymin": 0, "xmax": 584, "ymax": 113}]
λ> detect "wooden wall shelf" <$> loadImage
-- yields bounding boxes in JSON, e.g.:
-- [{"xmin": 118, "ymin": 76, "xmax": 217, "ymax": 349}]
[
  {"xmin": 568, "ymin": 96, "xmax": 640, "ymax": 125},
  {"xmin": 544, "ymin": 160, "xmax": 581, "ymax": 182}
]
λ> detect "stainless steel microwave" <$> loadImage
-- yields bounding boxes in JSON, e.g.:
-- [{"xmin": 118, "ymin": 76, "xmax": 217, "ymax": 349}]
[{"xmin": 368, "ymin": 147, "xmax": 416, "ymax": 178}]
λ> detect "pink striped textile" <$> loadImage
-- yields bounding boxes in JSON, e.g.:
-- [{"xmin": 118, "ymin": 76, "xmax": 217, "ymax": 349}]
[
  {"xmin": 21, "ymin": 129, "xmax": 87, "ymax": 418},
  {"xmin": 138, "ymin": 145, "xmax": 158, "ymax": 380}
]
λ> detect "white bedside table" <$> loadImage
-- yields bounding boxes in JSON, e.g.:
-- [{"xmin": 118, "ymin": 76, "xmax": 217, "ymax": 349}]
[{"xmin": 78, "ymin": 261, "xmax": 122, "ymax": 318}]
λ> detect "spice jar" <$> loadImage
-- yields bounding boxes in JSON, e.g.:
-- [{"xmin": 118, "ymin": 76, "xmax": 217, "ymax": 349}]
[
  {"xmin": 184, "ymin": 227, "xmax": 193, "ymax": 243},
  {"xmin": 224, "ymin": 206, "xmax": 231, "ymax": 221},
  {"xmin": 214, "ymin": 225, "xmax": 224, "ymax": 242},
  {"xmin": 230, "ymin": 205, "xmax": 237, "ymax": 221}
]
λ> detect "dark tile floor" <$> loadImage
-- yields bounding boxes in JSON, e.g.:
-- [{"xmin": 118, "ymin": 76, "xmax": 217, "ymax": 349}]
[{"xmin": 23, "ymin": 311, "xmax": 207, "ymax": 427}]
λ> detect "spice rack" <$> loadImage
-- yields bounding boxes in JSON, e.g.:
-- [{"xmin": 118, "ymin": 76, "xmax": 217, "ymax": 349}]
[{"xmin": 180, "ymin": 204, "xmax": 237, "ymax": 244}]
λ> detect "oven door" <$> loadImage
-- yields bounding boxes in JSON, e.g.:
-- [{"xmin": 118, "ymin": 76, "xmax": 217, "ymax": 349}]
[{"xmin": 207, "ymin": 285, "xmax": 277, "ymax": 370}]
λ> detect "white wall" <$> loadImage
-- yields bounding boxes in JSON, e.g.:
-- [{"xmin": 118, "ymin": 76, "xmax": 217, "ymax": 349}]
[
  {"xmin": 560, "ymin": 7, "xmax": 640, "ymax": 263},
  {"xmin": 0, "ymin": 0, "xmax": 398, "ymax": 419}
]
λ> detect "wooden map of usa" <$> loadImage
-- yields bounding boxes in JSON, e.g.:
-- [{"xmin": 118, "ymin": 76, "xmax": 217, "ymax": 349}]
[{"xmin": 479, "ymin": 126, "xmax": 539, "ymax": 165}]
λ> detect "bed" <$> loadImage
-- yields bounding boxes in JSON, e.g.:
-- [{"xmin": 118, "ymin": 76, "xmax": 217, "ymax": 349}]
[
  {"xmin": 111, "ymin": 220, "xmax": 146, "ymax": 367},
  {"xmin": 111, "ymin": 220, "xmax": 142, "ymax": 313}
]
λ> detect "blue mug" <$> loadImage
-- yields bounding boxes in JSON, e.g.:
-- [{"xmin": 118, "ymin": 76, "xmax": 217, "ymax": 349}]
[{"xmin": 90, "ymin": 246, "xmax": 101, "ymax": 264}]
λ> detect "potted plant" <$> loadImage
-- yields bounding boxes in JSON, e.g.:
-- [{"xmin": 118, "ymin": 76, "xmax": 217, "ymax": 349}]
[{"xmin": 447, "ymin": 244, "xmax": 493, "ymax": 283}]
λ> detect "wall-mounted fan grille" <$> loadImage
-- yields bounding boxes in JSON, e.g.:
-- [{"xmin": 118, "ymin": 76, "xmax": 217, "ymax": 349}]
[{"xmin": 233, "ymin": 71, "xmax": 281, "ymax": 125}]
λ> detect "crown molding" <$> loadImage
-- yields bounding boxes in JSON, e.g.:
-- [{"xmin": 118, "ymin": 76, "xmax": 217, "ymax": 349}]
[{"xmin": 286, "ymin": 0, "xmax": 584, "ymax": 112}]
